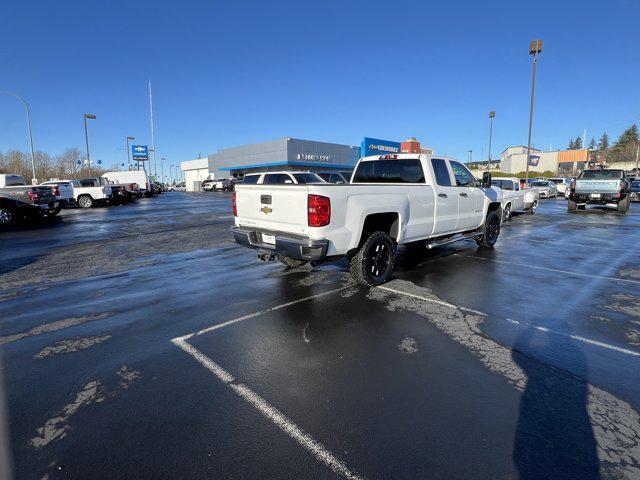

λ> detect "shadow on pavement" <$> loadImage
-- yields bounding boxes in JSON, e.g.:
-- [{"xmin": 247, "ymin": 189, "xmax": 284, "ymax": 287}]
[{"xmin": 512, "ymin": 325, "xmax": 600, "ymax": 479}]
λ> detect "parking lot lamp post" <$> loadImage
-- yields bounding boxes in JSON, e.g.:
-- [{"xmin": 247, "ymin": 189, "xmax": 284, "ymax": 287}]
[
  {"xmin": 83, "ymin": 114, "xmax": 96, "ymax": 176},
  {"xmin": 488, "ymin": 111, "xmax": 495, "ymax": 170},
  {"xmin": 126, "ymin": 136, "xmax": 135, "ymax": 171},
  {"xmin": 468, "ymin": 150, "xmax": 472, "ymax": 163},
  {"xmin": 525, "ymin": 40, "xmax": 543, "ymax": 184},
  {"xmin": 161, "ymin": 157, "xmax": 166, "ymax": 183},
  {"xmin": 0, "ymin": 92, "xmax": 36, "ymax": 182}
]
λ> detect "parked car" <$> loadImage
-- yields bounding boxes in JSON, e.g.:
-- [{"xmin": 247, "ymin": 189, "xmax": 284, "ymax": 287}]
[
  {"xmin": 231, "ymin": 154, "xmax": 503, "ymax": 286},
  {"xmin": 530, "ymin": 180, "xmax": 558, "ymax": 198},
  {"xmin": 317, "ymin": 171, "xmax": 353, "ymax": 184},
  {"xmin": 491, "ymin": 177, "xmax": 539, "ymax": 220},
  {"xmin": 568, "ymin": 169, "xmax": 631, "ymax": 212},
  {"xmin": 0, "ymin": 174, "xmax": 58, "ymax": 224},
  {"xmin": 39, "ymin": 180, "xmax": 74, "ymax": 216},
  {"xmin": 203, "ymin": 178, "xmax": 233, "ymax": 192},
  {"xmin": 242, "ymin": 171, "xmax": 326, "ymax": 185},
  {"xmin": 168, "ymin": 182, "xmax": 186, "ymax": 192},
  {"xmin": 549, "ymin": 177, "xmax": 571, "ymax": 195},
  {"xmin": 630, "ymin": 179, "xmax": 640, "ymax": 202}
]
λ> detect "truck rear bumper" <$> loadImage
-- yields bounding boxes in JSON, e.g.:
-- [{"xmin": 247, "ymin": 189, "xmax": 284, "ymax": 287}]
[
  {"xmin": 571, "ymin": 192, "xmax": 626, "ymax": 204},
  {"xmin": 231, "ymin": 226, "xmax": 328, "ymax": 261}
]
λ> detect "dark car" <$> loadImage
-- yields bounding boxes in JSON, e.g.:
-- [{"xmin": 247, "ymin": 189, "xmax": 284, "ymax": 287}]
[{"xmin": 630, "ymin": 180, "xmax": 640, "ymax": 202}]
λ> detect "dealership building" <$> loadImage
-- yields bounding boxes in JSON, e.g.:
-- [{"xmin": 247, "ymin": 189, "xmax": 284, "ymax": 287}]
[{"xmin": 179, "ymin": 136, "xmax": 434, "ymax": 191}]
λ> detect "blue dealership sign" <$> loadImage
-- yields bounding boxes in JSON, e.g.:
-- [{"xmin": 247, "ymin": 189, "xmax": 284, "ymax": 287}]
[
  {"xmin": 132, "ymin": 145, "xmax": 149, "ymax": 161},
  {"xmin": 361, "ymin": 137, "xmax": 401, "ymax": 158}
]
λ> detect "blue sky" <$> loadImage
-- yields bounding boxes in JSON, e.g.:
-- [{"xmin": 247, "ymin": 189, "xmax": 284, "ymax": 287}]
[{"xmin": 1, "ymin": 0, "xmax": 639, "ymax": 168}]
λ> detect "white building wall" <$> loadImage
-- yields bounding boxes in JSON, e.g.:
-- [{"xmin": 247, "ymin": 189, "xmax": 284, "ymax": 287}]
[
  {"xmin": 500, "ymin": 150, "xmax": 559, "ymax": 174},
  {"xmin": 180, "ymin": 158, "xmax": 210, "ymax": 192}
]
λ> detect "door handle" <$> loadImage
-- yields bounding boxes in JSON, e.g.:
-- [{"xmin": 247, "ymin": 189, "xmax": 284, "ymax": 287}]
[
  {"xmin": 438, "ymin": 193, "xmax": 448, "ymax": 198},
  {"xmin": 459, "ymin": 192, "xmax": 468, "ymax": 197}
]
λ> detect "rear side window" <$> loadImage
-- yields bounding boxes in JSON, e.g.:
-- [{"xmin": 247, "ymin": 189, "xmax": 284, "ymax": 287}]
[
  {"xmin": 5, "ymin": 175, "xmax": 25, "ymax": 186},
  {"xmin": 579, "ymin": 170, "xmax": 623, "ymax": 180},
  {"xmin": 317, "ymin": 173, "xmax": 331, "ymax": 182},
  {"xmin": 353, "ymin": 159, "xmax": 425, "ymax": 183},
  {"xmin": 431, "ymin": 159, "xmax": 452, "ymax": 186},
  {"xmin": 263, "ymin": 173, "xmax": 293, "ymax": 184},
  {"xmin": 292, "ymin": 173, "xmax": 322, "ymax": 184},
  {"xmin": 242, "ymin": 175, "xmax": 260, "ymax": 184}
]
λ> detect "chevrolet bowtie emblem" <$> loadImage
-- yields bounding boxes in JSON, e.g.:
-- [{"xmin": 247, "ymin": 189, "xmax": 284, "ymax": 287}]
[{"xmin": 260, "ymin": 206, "xmax": 273, "ymax": 214}]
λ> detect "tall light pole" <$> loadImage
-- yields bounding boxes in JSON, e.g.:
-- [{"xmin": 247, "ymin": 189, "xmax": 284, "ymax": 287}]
[
  {"xmin": 468, "ymin": 150, "xmax": 473, "ymax": 163},
  {"xmin": 83, "ymin": 113, "xmax": 96, "ymax": 176},
  {"xmin": 126, "ymin": 136, "xmax": 135, "ymax": 171},
  {"xmin": 170, "ymin": 165, "xmax": 175, "ymax": 183},
  {"xmin": 1, "ymin": 92, "xmax": 36, "ymax": 182},
  {"xmin": 149, "ymin": 80, "xmax": 157, "ymax": 179},
  {"xmin": 488, "ymin": 111, "xmax": 496, "ymax": 170},
  {"xmin": 161, "ymin": 157, "xmax": 166, "ymax": 183},
  {"xmin": 525, "ymin": 39, "xmax": 543, "ymax": 184}
]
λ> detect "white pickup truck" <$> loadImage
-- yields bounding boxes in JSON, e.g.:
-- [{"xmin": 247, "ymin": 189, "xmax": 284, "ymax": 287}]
[
  {"xmin": 231, "ymin": 154, "xmax": 503, "ymax": 286},
  {"xmin": 491, "ymin": 177, "xmax": 539, "ymax": 220}
]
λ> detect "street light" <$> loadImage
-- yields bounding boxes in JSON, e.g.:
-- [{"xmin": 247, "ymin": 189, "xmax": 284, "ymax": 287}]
[
  {"xmin": 83, "ymin": 113, "xmax": 97, "ymax": 176},
  {"xmin": 1, "ymin": 92, "xmax": 36, "ymax": 182},
  {"xmin": 170, "ymin": 165, "xmax": 176, "ymax": 184},
  {"xmin": 126, "ymin": 136, "xmax": 135, "ymax": 171},
  {"xmin": 468, "ymin": 150, "xmax": 473, "ymax": 163},
  {"xmin": 161, "ymin": 157, "xmax": 166, "ymax": 183},
  {"xmin": 488, "ymin": 111, "xmax": 496, "ymax": 170},
  {"xmin": 525, "ymin": 39, "xmax": 543, "ymax": 184}
]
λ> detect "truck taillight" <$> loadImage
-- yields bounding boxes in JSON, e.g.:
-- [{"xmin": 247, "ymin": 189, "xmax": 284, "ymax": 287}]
[
  {"xmin": 232, "ymin": 191, "xmax": 237, "ymax": 216},
  {"xmin": 53, "ymin": 185, "xmax": 60, "ymax": 196},
  {"xmin": 27, "ymin": 190, "xmax": 38, "ymax": 201},
  {"xmin": 570, "ymin": 178, "xmax": 576, "ymax": 192},
  {"xmin": 308, "ymin": 194, "xmax": 330, "ymax": 227}
]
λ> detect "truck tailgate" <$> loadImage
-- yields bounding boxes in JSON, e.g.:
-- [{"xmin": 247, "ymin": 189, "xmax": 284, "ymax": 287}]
[
  {"xmin": 235, "ymin": 185, "xmax": 310, "ymax": 235},
  {"xmin": 575, "ymin": 179, "xmax": 620, "ymax": 194}
]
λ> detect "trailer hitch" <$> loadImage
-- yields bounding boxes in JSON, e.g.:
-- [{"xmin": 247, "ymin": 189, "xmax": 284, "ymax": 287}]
[{"xmin": 257, "ymin": 251, "xmax": 276, "ymax": 262}]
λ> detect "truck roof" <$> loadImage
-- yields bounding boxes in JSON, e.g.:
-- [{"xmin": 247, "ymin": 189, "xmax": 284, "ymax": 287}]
[{"xmin": 359, "ymin": 153, "xmax": 459, "ymax": 162}]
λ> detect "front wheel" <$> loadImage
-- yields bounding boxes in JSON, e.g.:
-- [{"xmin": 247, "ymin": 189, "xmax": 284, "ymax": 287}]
[
  {"xmin": 475, "ymin": 210, "xmax": 501, "ymax": 248},
  {"xmin": 0, "ymin": 207, "xmax": 16, "ymax": 225},
  {"xmin": 567, "ymin": 200, "xmax": 577, "ymax": 211},
  {"xmin": 349, "ymin": 231, "xmax": 396, "ymax": 287},
  {"xmin": 278, "ymin": 256, "xmax": 306, "ymax": 268},
  {"xmin": 503, "ymin": 203, "xmax": 512, "ymax": 222},
  {"xmin": 527, "ymin": 200, "xmax": 538, "ymax": 214}
]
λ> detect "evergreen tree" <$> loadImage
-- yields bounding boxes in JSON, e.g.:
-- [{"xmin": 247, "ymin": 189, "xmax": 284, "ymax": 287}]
[
  {"xmin": 608, "ymin": 125, "xmax": 639, "ymax": 162},
  {"xmin": 588, "ymin": 137, "xmax": 596, "ymax": 150},
  {"xmin": 573, "ymin": 136, "xmax": 583, "ymax": 149},
  {"xmin": 598, "ymin": 133, "xmax": 609, "ymax": 150},
  {"xmin": 614, "ymin": 125, "xmax": 639, "ymax": 148},
  {"xmin": 568, "ymin": 139, "xmax": 575, "ymax": 150}
]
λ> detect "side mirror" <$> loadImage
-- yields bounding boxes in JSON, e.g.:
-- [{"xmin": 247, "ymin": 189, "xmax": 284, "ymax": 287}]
[{"xmin": 482, "ymin": 172, "xmax": 492, "ymax": 188}]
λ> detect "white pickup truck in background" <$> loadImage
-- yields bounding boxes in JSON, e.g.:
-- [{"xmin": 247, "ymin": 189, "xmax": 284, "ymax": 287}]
[
  {"xmin": 232, "ymin": 154, "xmax": 503, "ymax": 286},
  {"xmin": 39, "ymin": 180, "xmax": 74, "ymax": 215},
  {"xmin": 491, "ymin": 177, "xmax": 539, "ymax": 220}
]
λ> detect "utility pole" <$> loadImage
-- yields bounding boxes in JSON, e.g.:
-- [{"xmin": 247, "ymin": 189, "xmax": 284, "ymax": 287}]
[
  {"xmin": 635, "ymin": 145, "xmax": 639, "ymax": 174},
  {"xmin": 525, "ymin": 39, "xmax": 543, "ymax": 185},
  {"xmin": 126, "ymin": 136, "xmax": 135, "ymax": 171},
  {"xmin": 1, "ymin": 92, "xmax": 36, "ymax": 182},
  {"xmin": 149, "ymin": 80, "xmax": 157, "ymax": 180},
  {"xmin": 161, "ymin": 157, "xmax": 166, "ymax": 183},
  {"xmin": 468, "ymin": 150, "xmax": 473, "ymax": 163},
  {"xmin": 488, "ymin": 111, "xmax": 495, "ymax": 171},
  {"xmin": 83, "ymin": 113, "xmax": 96, "ymax": 176}
]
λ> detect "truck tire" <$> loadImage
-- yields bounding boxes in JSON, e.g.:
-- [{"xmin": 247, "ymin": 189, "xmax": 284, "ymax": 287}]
[
  {"xmin": 278, "ymin": 255, "xmax": 306, "ymax": 268},
  {"xmin": 475, "ymin": 210, "xmax": 501, "ymax": 248},
  {"xmin": 78, "ymin": 195, "xmax": 94, "ymax": 208},
  {"xmin": 0, "ymin": 206, "xmax": 16, "ymax": 225},
  {"xmin": 503, "ymin": 203, "xmax": 512, "ymax": 221},
  {"xmin": 526, "ymin": 200, "xmax": 538, "ymax": 214},
  {"xmin": 44, "ymin": 206, "xmax": 62, "ymax": 217},
  {"xmin": 349, "ymin": 231, "xmax": 396, "ymax": 287},
  {"xmin": 617, "ymin": 196, "xmax": 630, "ymax": 213},
  {"xmin": 567, "ymin": 200, "xmax": 577, "ymax": 211}
]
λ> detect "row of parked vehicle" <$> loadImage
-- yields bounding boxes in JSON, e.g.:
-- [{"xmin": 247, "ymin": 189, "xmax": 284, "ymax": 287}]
[{"xmin": 0, "ymin": 170, "xmax": 165, "ymax": 226}]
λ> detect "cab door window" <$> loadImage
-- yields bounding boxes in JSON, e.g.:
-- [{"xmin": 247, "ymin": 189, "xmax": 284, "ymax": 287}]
[{"xmin": 431, "ymin": 158, "xmax": 453, "ymax": 186}]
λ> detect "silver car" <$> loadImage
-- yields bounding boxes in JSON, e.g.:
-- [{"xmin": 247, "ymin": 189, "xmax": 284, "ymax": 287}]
[{"xmin": 530, "ymin": 180, "xmax": 558, "ymax": 198}]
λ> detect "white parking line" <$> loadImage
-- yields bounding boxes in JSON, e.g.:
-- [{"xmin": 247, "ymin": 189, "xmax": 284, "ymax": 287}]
[
  {"xmin": 171, "ymin": 286, "xmax": 363, "ymax": 480},
  {"xmin": 378, "ymin": 286, "xmax": 640, "ymax": 357},
  {"xmin": 505, "ymin": 318, "xmax": 640, "ymax": 356},
  {"xmin": 459, "ymin": 255, "xmax": 640, "ymax": 285}
]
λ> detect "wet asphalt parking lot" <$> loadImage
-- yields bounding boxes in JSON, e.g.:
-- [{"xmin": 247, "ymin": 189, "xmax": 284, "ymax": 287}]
[{"xmin": 1, "ymin": 192, "xmax": 640, "ymax": 480}]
